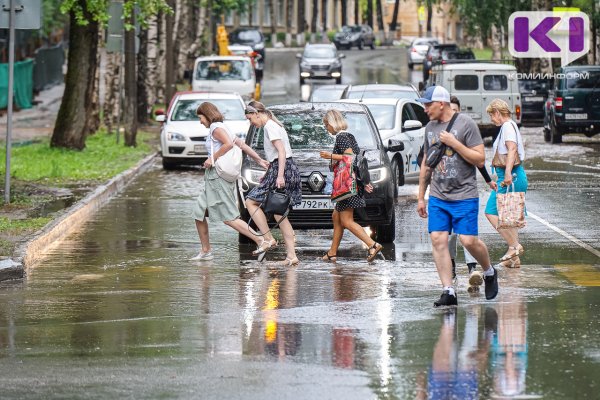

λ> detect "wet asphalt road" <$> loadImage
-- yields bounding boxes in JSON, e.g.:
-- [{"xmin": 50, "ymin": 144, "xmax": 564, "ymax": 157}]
[{"xmin": 0, "ymin": 49, "xmax": 599, "ymax": 399}]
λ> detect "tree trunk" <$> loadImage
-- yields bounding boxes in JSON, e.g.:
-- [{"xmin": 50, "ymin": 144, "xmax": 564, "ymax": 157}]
[
  {"xmin": 366, "ymin": 0, "xmax": 373, "ymax": 29},
  {"xmin": 103, "ymin": 51, "xmax": 121, "ymax": 134},
  {"xmin": 270, "ymin": 0, "xmax": 276, "ymax": 43},
  {"xmin": 311, "ymin": 0, "xmax": 318, "ymax": 33},
  {"xmin": 176, "ymin": 0, "xmax": 203, "ymax": 82},
  {"xmin": 354, "ymin": 0, "xmax": 359, "ymax": 25},
  {"xmin": 490, "ymin": 25, "xmax": 502, "ymax": 60},
  {"xmin": 146, "ymin": 14, "xmax": 164, "ymax": 106},
  {"xmin": 340, "ymin": 0, "xmax": 347, "ymax": 27},
  {"xmin": 286, "ymin": 0, "xmax": 293, "ymax": 46},
  {"xmin": 321, "ymin": 0, "xmax": 327, "ymax": 32},
  {"xmin": 51, "ymin": 10, "xmax": 99, "ymax": 150},
  {"xmin": 297, "ymin": 0, "xmax": 306, "ymax": 41},
  {"xmin": 123, "ymin": 13, "xmax": 138, "ymax": 147},
  {"xmin": 389, "ymin": 0, "xmax": 400, "ymax": 32},
  {"xmin": 165, "ymin": 0, "xmax": 176, "ymax": 106},
  {"xmin": 137, "ymin": 27, "xmax": 149, "ymax": 124},
  {"xmin": 426, "ymin": 1, "xmax": 432, "ymax": 37},
  {"xmin": 375, "ymin": 0, "xmax": 384, "ymax": 31}
]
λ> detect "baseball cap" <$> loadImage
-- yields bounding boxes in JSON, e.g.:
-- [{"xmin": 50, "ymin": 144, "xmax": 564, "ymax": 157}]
[{"xmin": 416, "ymin": 86, "xmax": 451, "ymax": 104}]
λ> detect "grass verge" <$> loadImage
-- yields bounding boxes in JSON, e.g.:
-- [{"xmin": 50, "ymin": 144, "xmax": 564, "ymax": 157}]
[{"xmin": 0, "ymin": 130, "xmax": 157, "ymax": 257}]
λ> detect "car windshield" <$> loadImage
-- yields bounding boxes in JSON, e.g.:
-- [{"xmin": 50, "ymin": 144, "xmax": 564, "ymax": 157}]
[
  {"xmin": 364, "ymin": 104, "xmax": 396, "ymax": 130},
  {"xmin": 195, "ymin": 60, "xmax": 252, "ymax": 81},
  {"xmin": 519, "ymin": 80, "xmax": 550, "ymax": 91},
  {"xmin": 341, "ymin": 26, "xmax": 361, "ymax": 33},
  {"xmin": 251, "ymin": 111, "xmax": 377, "ymax": 150},
  {"xmin": 566, "ymin": 71, "xmax": 600, "ymax": 89},
  {"xmin": 232, "ymin": 30, "xmax": 261, "ymax": 42},
  {"xmin": 347, "ymin": 89, "xmax": 419, "ymax": 100},
  {"xmin": 171, "ymin": 99, "xmax": 245, "ymax": 121},
  {"xmin": 304, "ymin": 47, "xmax": 336, "ymax": 58},
  {"xmin": 415, "ymin": 39, "xmax": 438, "ymax": 46},
  {"xmin": 310, "ymin": 88, "xmax": 346, "ymax": 102}
]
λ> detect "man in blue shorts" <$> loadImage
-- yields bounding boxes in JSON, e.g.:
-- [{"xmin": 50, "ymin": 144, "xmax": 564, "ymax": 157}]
[{"xmin": 416, "ymin": 86, "xmax": 498, "ymax": 307}]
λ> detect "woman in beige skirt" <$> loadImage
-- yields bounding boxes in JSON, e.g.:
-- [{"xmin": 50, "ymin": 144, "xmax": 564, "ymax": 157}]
[{"xmin": 191, "ymin": 102, "xmax": 268, "ymax": 261}]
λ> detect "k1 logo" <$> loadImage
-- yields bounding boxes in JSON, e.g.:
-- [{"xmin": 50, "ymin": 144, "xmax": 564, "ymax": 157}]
[{"xmin": 508, "ymin": 11, "xmax": 590, "ymax": 67}]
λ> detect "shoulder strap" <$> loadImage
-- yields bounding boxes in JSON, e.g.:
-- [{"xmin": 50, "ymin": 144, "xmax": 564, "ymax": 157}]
[{"xmin": 445, "ymin": 112, "xmax": 460, "ymax": 133}]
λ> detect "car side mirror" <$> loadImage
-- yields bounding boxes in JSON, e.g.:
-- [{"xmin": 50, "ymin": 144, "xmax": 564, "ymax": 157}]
[
  {"xmin": 403, "ymin": 120, "xmax": 422, "ymax": 132},
  {"xmin": 155, "ymin": 115, "xmax": 166, "ymax": 123},
  {"xmin": 155, "ymin": 108, "xmax": 165, "ymax": 116},
  {"xmin": 339, "ymin": 53, "xmax": 346, "ymax": 59},
  {"xmin": 296, "ymin": 53, "xmax": 302, "ymax": 59},
  {"xmin": 387, "ymin": 139, "xmax": 404, "ymax": 152}
]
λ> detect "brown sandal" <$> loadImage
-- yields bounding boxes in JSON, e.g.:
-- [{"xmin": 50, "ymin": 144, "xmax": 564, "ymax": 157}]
[
  {"xmin": 367, "ymin": 242, "xmax": 383, "ymax": 262},
  {"xmin": 322, "ymin": 253, "xmax": 337, "ymax": 262}
]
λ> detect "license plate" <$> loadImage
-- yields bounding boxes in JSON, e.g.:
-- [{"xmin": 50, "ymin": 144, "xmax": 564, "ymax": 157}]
[
  {"xmin": 194, "ymin": 144, "xmax": 203, "ymax": 153},
  {"xmin": 565, "ymin": 113, "xmax": 587, "ymax": 120},
  {"xmin": 295, "ymin": 198, "xmax": 333, "ymax": 210},
  {"xmin": 524, "ymin": 96, "xmax": 543, "ymax": 102}
]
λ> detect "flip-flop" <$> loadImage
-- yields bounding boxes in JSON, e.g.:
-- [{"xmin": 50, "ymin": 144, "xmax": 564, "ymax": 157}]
[{"xmin": 322, "ymin": 253, "xmax": 337, "ymax": 262}]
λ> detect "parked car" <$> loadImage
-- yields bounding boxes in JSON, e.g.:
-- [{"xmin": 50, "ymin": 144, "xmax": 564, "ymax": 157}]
[
  {"xmin": 239, "ymin": 102, "xmax": 403, "ymax": 243},
  {"xmin": 297, "ymin": 43, "xmax": 345, "ymax": 85},
  {"xmin": 228, "ymin": 44, "xmax": 263, "ymax": 82},
  {"xmin": 339, "ymin": 98, "xmax": 428, "ymax": 196},
  {"xmin": 343, "ymin": 84, "xmax": 420, "ymax": 101},
  {"xmin": 519, "ymin": 78, "xmax": 551, "ymax": 121},
  {"xmin": 191, "ymin": 55, "xmax": 257, "ymax": 101},
  {"xmin": 423, "ymin": 43, "xmax": 459, "ymax": 81},
  {"xmin": 228, "ymin": 28, "xmax": 266, "ymax": 60},
  {"xmin": 333, "ymin": 25, "xmax": 376, "ymax": 50},
  {"xmin": 427, "ymin": 62, "xmax": 522, "ymax": 138},
  {"xmin": 439, "ymin": 49, "xmax": 476, "ymax": 63},
  {"xmin": 407, "ymin": 37, "xmax": 439, "ymax": 69},
  {"xmin": 155, "ymin": 91, "xmax": 249, "ymax": 169},
  {"xmin": 308, "ymin": 84, "xmax": 349, "ymax": 102},
  {"xmin": 543, "ymin": 65, "xmax": 600, "ymax": 143}
]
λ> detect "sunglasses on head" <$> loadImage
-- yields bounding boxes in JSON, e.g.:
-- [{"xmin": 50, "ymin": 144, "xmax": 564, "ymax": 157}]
[{"xmin": 245, "ymin": 105, "xmax": 258, "ymax": 114}]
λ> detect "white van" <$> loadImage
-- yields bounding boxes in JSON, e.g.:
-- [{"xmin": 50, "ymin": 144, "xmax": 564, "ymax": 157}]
[
  {"xmin": 192, "ymin": 55, "xmax": 257, "ymax": 101},
  {"xmin": 428, "ymin": 62, "xmax": 521, "ymax": 137}
]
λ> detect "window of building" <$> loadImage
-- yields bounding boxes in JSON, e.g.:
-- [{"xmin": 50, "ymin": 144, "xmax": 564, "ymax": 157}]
[{"xmin": 263, "ymin": 1, "xmax": 271, "ymax": 26}]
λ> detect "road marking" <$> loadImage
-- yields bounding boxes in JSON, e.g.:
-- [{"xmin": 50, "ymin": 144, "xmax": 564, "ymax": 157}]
[
  {"xmin": 528, "ymin": 211, "xmax": 600, "ymax": 258},
  {"xmin": 555, "ymin": 264, "xmax": 600, "ymax": 287}
]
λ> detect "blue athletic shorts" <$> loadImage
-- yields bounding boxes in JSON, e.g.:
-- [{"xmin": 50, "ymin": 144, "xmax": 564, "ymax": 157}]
[{"xmin": 428, "ymin": 196, "xmax": 479, "ymax": 235}]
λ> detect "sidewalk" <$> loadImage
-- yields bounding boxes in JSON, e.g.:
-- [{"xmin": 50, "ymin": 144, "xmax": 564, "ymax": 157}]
[{"xmin": 0, "ymin": 83, "xmax": 64, "ymax": 142}]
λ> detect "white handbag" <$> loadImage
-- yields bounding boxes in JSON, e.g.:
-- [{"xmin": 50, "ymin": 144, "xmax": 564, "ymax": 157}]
[{"xmin": 210, "ymin": 127, "xmax": 242, "ymax": 183}]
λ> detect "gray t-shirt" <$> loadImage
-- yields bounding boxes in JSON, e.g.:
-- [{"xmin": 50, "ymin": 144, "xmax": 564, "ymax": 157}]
[{"xmin": 423, "ymin": 113, "xmax": 483, "ymax": 201}]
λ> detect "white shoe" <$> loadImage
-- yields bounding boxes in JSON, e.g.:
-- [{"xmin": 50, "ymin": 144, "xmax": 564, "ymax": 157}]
[
  {"xmin": 190, "ymin": 250, "xmax": 214, "ymax": 261},
  {"xmin": 469, "ymin": 270, "xmax": 484, "ymax": 287}
]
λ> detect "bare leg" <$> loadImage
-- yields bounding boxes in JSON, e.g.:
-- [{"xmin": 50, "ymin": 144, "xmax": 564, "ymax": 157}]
[
  {"xmin": 339, "ymin": 209, "xmax": 375, "ymax": 247},
  {"xmin": 486, "ymin": 214, "xmax": 521, "ymax": 255},
  {"xmin": 245, "ymin": 199, "xmax": 275, "ymax": 243},
  {"xmin": 224, "ymin": 218, "xmax": 262, "ymax": 246},
  {"xmin": 327, "ymin": 210, "xmax": 344, "ymax": 256},
  {"xmin": 430, "ymin": 231, "xmax": 453, "ymax": 287},
  {"xmin": 274, "ymin": 214, "xmax": 296, "ymax": 260},
  {"xmin": 459, "ymin": 235, "xmax": 492, "ymax": 271},
  {"xmin": 195, "ymin": 218, "xmax": 211, "ymax": 253}
]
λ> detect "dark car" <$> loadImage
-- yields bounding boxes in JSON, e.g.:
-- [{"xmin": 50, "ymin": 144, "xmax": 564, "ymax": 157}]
[
  {"xmin": 228, "ymin": 28, "xmax": 266, "ymax": 60},
  {"xmin": 519, "ymin": 78, "xmax": 551, "ymax": 121},
  {"xmin": 333, "ymin": 25, "xmax": 376, "ymax": 50},
  {"xmin": 423, "ymin": 43, "xmax": 460, "ymax": 82},
  {"xmin": 543, "ymin": 65, "xmax": 600, "ymax": 143},
  {"xmin": 343, "ymin": 84, "xmax": 420, "ymax": 101},
  {"xmin": 239, "ymin": 102, "xmax": 403, "ymax": 243},
  {"xmin": 297, "ymin": 44, "xmax": 346, "ymax": 85}
]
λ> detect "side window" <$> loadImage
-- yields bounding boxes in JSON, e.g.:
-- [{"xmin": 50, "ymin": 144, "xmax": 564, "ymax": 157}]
[
  {"xmin": 409, "ymin": 104, "xmax": 430, "ymax": 126},
  {"xmin": 455, "ymin": 75, "xmax": 479, "ymax": 90},
  {"xmin": 401, "ymin": 105, "xmax": 412, "ymax": 126},
  {"xmin": 483, "ymin": 75, "xmax": 508, "ymax": 91}
]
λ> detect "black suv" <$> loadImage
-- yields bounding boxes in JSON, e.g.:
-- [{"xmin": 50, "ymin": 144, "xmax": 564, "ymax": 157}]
[
  {"xmin": 297, "ymin": 44, "xmax": 345, "ymax": 85},
  {"xmin": 519, "ymin": 78, "xmax": 551, "ymax": 122},
  {"xmin": 228, "ymin": 28, "xmax": 266, "ymax": 60},
  {"xmin": 423, "ymin": 43, "xmax": 459, "ymax": 82},
  {"xmin": 239, "ymin": 102, "xmax": 402, "ymax": 243},
  {"xmin": 333, "ymin": 25, "xmax": 376, "ymax": 50},
  {"xmin": 543, "ymin": 65, "xmax": 600, "ymax": 143}
]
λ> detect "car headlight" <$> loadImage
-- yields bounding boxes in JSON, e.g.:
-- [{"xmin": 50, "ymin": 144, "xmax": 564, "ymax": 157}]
[
  {"xmin": 166, "ymin": 132, "xmax": 185, "ymax": 141},
  {"xmin": 254, "ymin": 42, "xmax": 264, "ymax": 50},
  {"xmin": 244, "ymin": 168, "xmax": 266, "ymax": 185},
  {"xmin": 369, "ymin": 167, "xmax": 388, "ymax": 184}
]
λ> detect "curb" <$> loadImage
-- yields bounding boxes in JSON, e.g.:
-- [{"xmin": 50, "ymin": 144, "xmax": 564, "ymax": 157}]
[{"xmin": 1, "ymin": 151, "xmax": 158, "ymax": 282}]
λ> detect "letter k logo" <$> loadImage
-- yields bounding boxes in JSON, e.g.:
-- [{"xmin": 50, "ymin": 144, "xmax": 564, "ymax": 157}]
[{"xmin": 514, "ymin": 16, "xmax": 560, "ymax": 52}]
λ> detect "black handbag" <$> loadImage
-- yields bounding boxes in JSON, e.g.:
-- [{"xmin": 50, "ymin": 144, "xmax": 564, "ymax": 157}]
[
  {"xmin": 354, "ymin": 151, "xmax": 371, "ymax": 185},
  {"xmin": 261, "ymin": 189, "xmax": 291, "ymax": 215},
  {"xmin": 425, "ymin": 113, "xmax": 459, "ymax": 169}
]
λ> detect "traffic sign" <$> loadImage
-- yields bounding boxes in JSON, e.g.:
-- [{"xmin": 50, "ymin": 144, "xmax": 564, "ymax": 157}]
[{"xmin": 0, "ymin": 0, "xmax": 41, "ymax": 29}]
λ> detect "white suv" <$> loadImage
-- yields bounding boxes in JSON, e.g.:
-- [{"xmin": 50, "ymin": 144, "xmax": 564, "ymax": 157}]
[{"xmin": 155, "ymin": 91, "xmax": 249, "ymax": 169}]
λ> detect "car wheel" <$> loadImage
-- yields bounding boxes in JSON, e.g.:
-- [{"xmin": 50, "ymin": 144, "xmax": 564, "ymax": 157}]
[
  {"xmin": 162, "ymin": 157, "xmax": 177, "ymax": 170},
  {"xmin": 408, "ymin": 62, "xmax": 414, "ymax": 70},
  {"xmin": 371, "ymin": 212, "xmax": 396, "ymax": 243},
  {"xmin": 370, "ymin": 40, "xmax": 375, "ymax": 50},
  {"xmin": 550, "ymin": 120, "xmax": 563, "ymax": 144},
  {"xmin": 335, "ymin": 77, "xmax": 342, "ymax": 84},
  {"xmin": 358, "ymin": 40, "xmax": 363, "ymax": 50},
  {"xmin": 300, "ymin": 77, "xmax": 305, "ymax": 86}
]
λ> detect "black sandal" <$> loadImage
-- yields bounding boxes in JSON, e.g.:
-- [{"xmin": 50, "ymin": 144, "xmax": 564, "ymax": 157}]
[
  {"xmin": 367, "ymin": 242, "xmax": 382, "ymax": 262},
  {"xmin": 322, "ymin": 253, "xmax": 337, "ymax": 262}
]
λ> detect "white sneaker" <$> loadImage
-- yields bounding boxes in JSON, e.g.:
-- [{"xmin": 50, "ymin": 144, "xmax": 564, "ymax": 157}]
[
  {"xmin": 190, "ymin": 251, "xmax": 214, "ymax": 261},
  {"xmin": 469, "ymin": 270, "xmax": 484, "ymax": 287}
]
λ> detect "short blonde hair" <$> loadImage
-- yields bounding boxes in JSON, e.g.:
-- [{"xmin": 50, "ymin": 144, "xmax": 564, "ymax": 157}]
[
  {"xmin": 323, "ymin": 109, "xmax": 348, "ymax": 132},
  {"xmin": 486, "ymin": 99, "xmax": 512, "ymax": 117}
]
